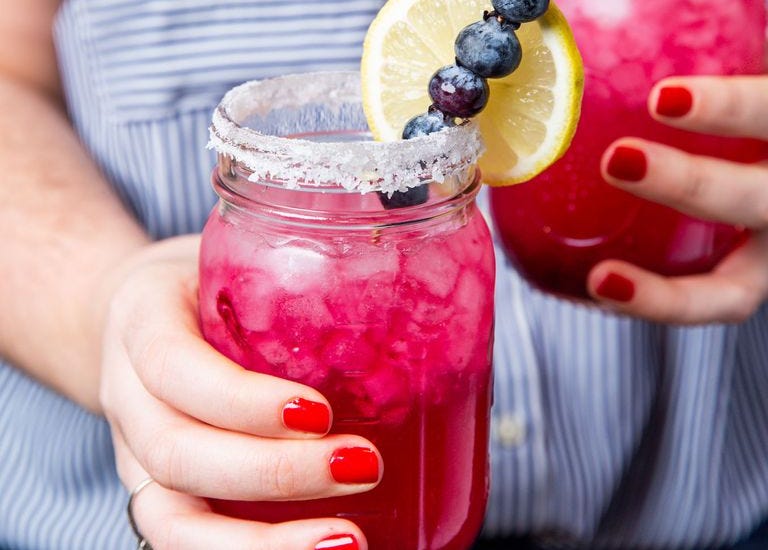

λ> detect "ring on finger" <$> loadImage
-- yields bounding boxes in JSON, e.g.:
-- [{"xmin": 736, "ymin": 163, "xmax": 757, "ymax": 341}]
[{"xmin": 127, "ymin": 477, "xmax": 156, "ymax": 550}]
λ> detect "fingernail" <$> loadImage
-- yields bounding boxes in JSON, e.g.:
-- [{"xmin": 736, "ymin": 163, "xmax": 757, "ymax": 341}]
[
  {"xmin": 330, "ymin": 447, "xmax": 379, "ymax": 484},
  {"xmin": 595, "ymin": 272, "xmax": 636, "ymax": 302},
  {"xmin": 655, "ymin": 86, "xmax": 693, "ymax": 118},
  {"xmin": 282, "ymin": 398, "xmax": 331, "ymax": 434},
  {"xmin": 606, "ymin": 146, "xmax": 647, "ymax": 182},
  {"xmin": 315, "ymin": 534, "xmax": 360, "ymax": 550}
]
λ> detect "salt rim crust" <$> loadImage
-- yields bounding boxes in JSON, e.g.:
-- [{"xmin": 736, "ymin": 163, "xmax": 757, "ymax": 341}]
[{"xmin": 207, "ymin": 71, "xmax": 484, "ymax": 194}]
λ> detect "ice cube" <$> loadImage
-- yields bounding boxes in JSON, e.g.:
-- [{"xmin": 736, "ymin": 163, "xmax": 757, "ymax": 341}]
[
  {"xmin": 440, "ymin": 270, "xmax": 493, "ymax": 370},
  {"xmin": 260, "ymin": 243, "xmax": 330, "ymax": 294},
  {"xmin": 355, "ymin": 272, "xmax": 399, "ymax": 323},
  {"xmin": 576, "ymin": 0, "xmax": 632, "ymax": 25},
  {"xmin": 280, "ymin": 295, "xmax": 334, "ymax": 327},
  {"xmin": 454, "ymin": 270, "xmax": 488, "ymax": 324},
  {"xmin": 256, "ymin": 340, "xmax": 291, "ymax": 366},
  {"xmin": 351, "ymin": 366, "xmax": 412, "ymax": 425},
  {"xmin": 229, "ymin": 270, "xmax": 276, "ymax": 332},
  {"xmin": 277, "ymin": 295, "xmax": 336, "ymax": 348},
  {"xmin": 403, "ymin": 244, "xmax": 460, "ymax": 298},
  {"xmin": 340, "ymin": 247, "xmax": 400, "ymax": 280},
  {"xmin": 411, "ymin": 298, "xmax": 455, "ymax": 327},
  {"xmin": 319, "ymin": 325, "xmax": 378, "ymax": 373},
  {"xmin": 282, "ymin": 350, "xmax": 329, "ymax": 387}
]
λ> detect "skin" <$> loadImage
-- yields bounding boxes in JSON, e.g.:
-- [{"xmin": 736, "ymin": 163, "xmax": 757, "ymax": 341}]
[{"xmin": 1, "ymin": 2, "xmax": 765, "ymax": 549}]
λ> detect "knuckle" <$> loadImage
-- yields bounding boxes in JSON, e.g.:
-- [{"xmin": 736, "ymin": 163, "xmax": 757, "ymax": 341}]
[
  {"xmin": 715, "ymin": 84, "xmax": 749, "ymax": 124},
  {"xmin": 219, "ymin": 379, "xmax": 251, "ymax": 422},
  {"xmin": 680, "ymin": 159, "xmax": 708, "ymax": 203},
  {"xmin": 258, "ymin": 531, "xmax": 289, "ymax": 550},
  {"xmin": 656, "ymin": 284, "xmax": 698, "ymax": 325},
  {"xmin": 109, "ymin": 272, "xmax": 152, "ymax": 333},
  {"xmin": 274, "ymin": 452, "xmax": 300, "ymax": 499},
  {"xmin": 142, "ymin": 430, "xmax": 189, "ymax": 492},
  {"xmin": 755, "ymin": 196, "xmax": 768, "ymax": 229},
  {"xmin": 133, "ymin": 332, "xmax": 183, "ymax": 398},
  {"xmin": 724, "ymin": 286, "xmax": 759, "ymax": 323},
  {"xmin": 259, "ymin": 452, "xmax": 299, "ymax": 500},
  {"xmin": 153, "ymin": 517, "xmax": 185, "ymax": 550}
]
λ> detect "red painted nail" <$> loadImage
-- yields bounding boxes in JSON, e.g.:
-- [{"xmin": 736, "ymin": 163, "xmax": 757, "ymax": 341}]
[
  {"xmin": 329, "ymin": 447, "xmax": 379, "ymax": 484},
  {"xmin": 655, "ymin": 86, "xmax": 693, "ymax": 117},
  {"xmin": 315, "ymin": 534, "xmax": 360, "ymax": 550},
  {"xmin": 595, "ymin": 272, "xmax": 636, "ymax": 303},
  {"xmin": 282, "ymin": 398, "xmax": 330, "ymax": 434},
  {"xmin": 606, "ymin": 146, "xmax": 647, "ymax": 182}
]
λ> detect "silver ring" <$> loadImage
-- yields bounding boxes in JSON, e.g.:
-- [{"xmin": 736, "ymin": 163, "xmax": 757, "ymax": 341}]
[{"xmin": 127, "ymin": 477, "xmax": 155, "ymax": 550}]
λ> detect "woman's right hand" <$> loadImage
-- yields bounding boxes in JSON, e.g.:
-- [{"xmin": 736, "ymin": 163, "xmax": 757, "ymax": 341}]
[{"xmin": 99, "ymin": 235, "xmax": 379, "ymax": 550}]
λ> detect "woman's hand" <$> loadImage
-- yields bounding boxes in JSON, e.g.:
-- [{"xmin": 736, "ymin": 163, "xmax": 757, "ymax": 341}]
[
  {"xmin": 589, "ymin": 75, "xmax": 768, "ymax": 324},
  {"xmin": 100, "ymin": 235, "xmax": 379, "ymax": 549}
]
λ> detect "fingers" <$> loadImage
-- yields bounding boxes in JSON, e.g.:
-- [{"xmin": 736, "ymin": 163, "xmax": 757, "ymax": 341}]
[
  {"xmin": 122, "ymin": 462, "xmax": 367, "ymax": 550},
  {"xmin": 648, "ymin": 75, "xmax": 768, "ymax": 140},
  {"xmin": 602, "ymin": 138, "xmax": 768, "ymax": 228},
  {"xmin": 105, "ymin": 347, "xmax": 381, "ymax": 500},
  {"xmin": 109, "ymin": 257, "xmax": 332, "ymax": 439},
  {"xmin": 587, "ymin": 231, "xmax": 768, "ymax": 324},
  {"xmin": 591, "ymin": 75, "xmax": 768, "ymax": 323}
]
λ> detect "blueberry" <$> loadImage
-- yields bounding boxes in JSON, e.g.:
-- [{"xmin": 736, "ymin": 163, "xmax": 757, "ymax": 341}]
[
  {"xmin": 378, "ymin": 185, "xmax": 429, "ymax": 209},
  {"xmin": 455, "ymin": 17, "xmax": 522, "ymax": 79},
  {"xmin": 401, "ymin": 108, "xmax": 455, "ymax": 139},
  {"xmin": 378, "ymin": 109, "xmax": 454, "ymax": 209},
  {"xmin": 491, "ymin": 0, "xmax": 549, "ymax": 22},
  {"xmin": 428, "ymin": 64, "xmax": 489, "ymax": 118}
]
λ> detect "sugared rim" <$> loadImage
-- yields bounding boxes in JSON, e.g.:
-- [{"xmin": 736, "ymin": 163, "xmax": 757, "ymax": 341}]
[{"xmin": 207, "ymin": 71, "xmax": 484, "ymax": 194}]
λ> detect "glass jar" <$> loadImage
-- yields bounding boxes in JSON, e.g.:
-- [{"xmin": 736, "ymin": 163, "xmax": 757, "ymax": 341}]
[
  {"xmin": 199, "ymin": 72, "xmax": 495, "ymax": 550},
  {"xmin": 490, "ymin": 0, "xmax": 768, "ymax": 299}
]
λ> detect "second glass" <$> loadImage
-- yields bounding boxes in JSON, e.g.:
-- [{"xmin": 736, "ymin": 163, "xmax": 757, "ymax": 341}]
[{"xmin": 490, "ymin": 0, "xmax": 768, "ymax": 300}]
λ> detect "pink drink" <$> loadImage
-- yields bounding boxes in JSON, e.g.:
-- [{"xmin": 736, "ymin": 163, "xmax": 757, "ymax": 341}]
[
  {"xmin": 490, "ymin": 0, "xmax": 768, "ymax": 299},
  {"xmin": 199, "ymin": 74, "xmax": 495, "ymax": 549}
]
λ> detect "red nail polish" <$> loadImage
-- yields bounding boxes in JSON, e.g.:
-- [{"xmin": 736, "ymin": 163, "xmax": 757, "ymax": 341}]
[
  {"xmin": 282, "ymin": 398, "xmax": 330, "ymax": 434},
  {"xmin": 606, "ymin": 146, "xmax": 647, "ymax": 182},
  {"xmin": 315, "ymin": 534, "xmax": 360, "ymax": 550},
  {"xmin": 330, "ymin": 447, "xmax": 379, "ymax": 484},
  {"xmin": 595, "ymin": 272, "xmax": 636, "ymax": 302},
  {"xmin": 655, "ymin": 86, "xmax": 693, "ymax": 117}
]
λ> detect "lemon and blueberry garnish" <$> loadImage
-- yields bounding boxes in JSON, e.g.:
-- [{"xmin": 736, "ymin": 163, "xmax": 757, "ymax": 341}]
[{"xmin": 363, "ymin": 0, "xmax": 584, "ymax": 207}]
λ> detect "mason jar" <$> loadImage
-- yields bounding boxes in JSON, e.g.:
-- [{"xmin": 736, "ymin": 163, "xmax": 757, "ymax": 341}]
[{"xmin": 198, "ymin": 72, "xmax": 495, "ymax": 550}]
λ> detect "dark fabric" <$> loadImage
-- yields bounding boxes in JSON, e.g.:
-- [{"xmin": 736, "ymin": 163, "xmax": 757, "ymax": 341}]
[
  {"xmin": 471, "ymin": 515, "xmax": 768, "ymax": 550},
  {"xmin": 731, "ymin": 516, "xmax": 768, "ymax": 550}
]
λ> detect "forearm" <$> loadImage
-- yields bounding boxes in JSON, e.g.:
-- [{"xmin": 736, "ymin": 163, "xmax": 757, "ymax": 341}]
[{"xmin": 0, "ymin": 75, "xmax": 150, "ymax": 412}]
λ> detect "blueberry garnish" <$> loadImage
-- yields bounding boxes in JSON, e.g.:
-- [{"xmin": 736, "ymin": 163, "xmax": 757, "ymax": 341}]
[
  {"xmin": 401, "ymin": 108, "xmax": 456, "ymax": 139},
  {"xmin": 491, "ymin": 0, "xmax": 550, "ymax": 23},
  {"xmin": 455, "ymin": 17, "xmax": 522, "ymax": 78},
  {"xmin": 377, "ymin": 110, "xmax": 454, "ymax": 209},
  {"xmin": 378, "ymin": 185, "xmax": 430, "ymax": 210},
  {"xmin": 385, "ymin": 0, "xmax": 550, "ymax": 209},
  {"xmin": 428, "ymin": 64, "xmax": 489, "ymax": 118}
]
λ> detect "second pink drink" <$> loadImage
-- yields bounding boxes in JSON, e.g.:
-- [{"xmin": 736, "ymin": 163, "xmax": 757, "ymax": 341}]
[{"xmin": 491, "ymin": 0, "xmax": 768, "ymax": 299}]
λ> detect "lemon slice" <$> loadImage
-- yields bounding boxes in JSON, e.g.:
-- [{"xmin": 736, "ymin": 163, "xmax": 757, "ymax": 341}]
[{"xmin": 361, "ymin": 0, "xmax": 584, "ymax": 185}]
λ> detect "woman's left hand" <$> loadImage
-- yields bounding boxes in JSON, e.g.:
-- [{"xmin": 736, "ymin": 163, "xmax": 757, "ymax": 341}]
[{"xmin": 589, "ymin": 75, "xmax": 768, "ymax": 324}]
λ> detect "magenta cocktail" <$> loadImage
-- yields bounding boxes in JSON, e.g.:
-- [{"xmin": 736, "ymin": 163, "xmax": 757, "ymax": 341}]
[
  {"xmin": 490, "ymin": 0, "xmax": 767, "ymax": 299},
  {"xmin": 199, "ymin": 73, "xmax": 495, "ymax": 549}
]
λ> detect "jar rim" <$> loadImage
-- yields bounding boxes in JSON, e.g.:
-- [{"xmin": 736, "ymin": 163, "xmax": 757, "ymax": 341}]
[{"xmin": 207, "ymin": 71, "xmax": 484, "ymax": 195}]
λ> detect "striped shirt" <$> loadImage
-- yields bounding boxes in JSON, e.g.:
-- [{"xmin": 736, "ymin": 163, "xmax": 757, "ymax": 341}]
[{"xmin": 0, "ymin": 1, "xmax": 766, "ymax": 548}]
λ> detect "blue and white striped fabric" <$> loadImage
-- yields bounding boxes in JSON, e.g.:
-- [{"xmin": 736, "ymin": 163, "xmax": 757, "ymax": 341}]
[{"xmin": 0, "ymin": 0, "xmax": 766, "ymax": 548}]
